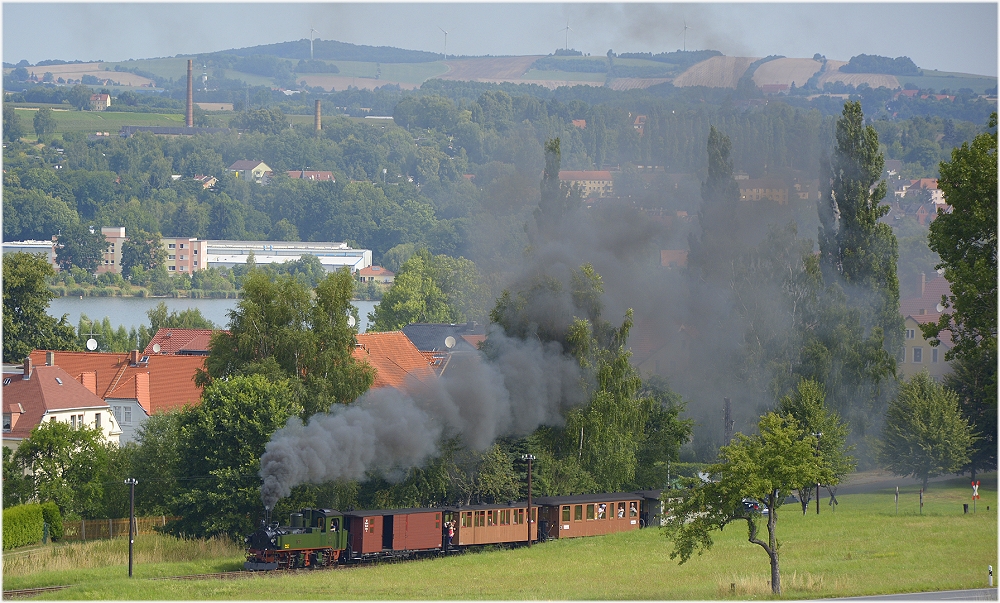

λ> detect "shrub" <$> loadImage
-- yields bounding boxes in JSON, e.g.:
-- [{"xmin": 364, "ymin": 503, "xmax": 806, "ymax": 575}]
[
  {"xmin": 40, "ymin": 501, "xmax": 63, "ymax": 541},
  {"xmin": 3, "ymin": 503, "xmax": 44, "ymax": 550}
]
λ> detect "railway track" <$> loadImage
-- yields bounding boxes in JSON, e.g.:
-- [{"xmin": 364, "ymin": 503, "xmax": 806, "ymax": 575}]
[{"xmin": 3, "ymin": 585, "xmax": 70, "ymax": 599}]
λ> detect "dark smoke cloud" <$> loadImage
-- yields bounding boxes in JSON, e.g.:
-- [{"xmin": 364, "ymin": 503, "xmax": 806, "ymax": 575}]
[{"xmin": 259, "ymin": 327, "xmax": 585, "ymax": 509}]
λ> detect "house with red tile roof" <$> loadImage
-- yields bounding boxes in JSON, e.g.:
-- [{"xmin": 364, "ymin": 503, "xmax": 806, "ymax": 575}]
[
  {"xmin": 143, "ymin": 328, "xmax": 218, "ymax": 356},
  {"xmin": 352, "ymin": 332, "xmax": 437, "ymax": 390},
  {"xmin": 898, "ymin": 274, "xmax": 953, "ymax": 381},
  {"xmin": 285, "ymin": 170, "xmax": 335, "ymax": 182},
  {"xmin": 357, "ymin": 266, "xmax": 395, "ymax": 284},
  {"xmin": 3, "ymin": 360, "xmax": 122, "ymax": 451},
  {"xmin": 27, "ymin": 350, "xmax": 206, "ymax": 443}
]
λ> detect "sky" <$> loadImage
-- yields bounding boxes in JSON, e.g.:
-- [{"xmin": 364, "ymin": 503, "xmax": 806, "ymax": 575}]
[{"xmin": 2, "ymin": 2, "xmax": 997, "ymax": 77}]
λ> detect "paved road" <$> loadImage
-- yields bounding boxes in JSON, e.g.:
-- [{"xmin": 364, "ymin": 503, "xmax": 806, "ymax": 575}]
[{"xmin": 823, "ymin": 587, "xmax": 997, "ymax": 600}]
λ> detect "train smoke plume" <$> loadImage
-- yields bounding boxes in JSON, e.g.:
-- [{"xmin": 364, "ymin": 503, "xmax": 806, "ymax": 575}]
[{"xmin": 259, "ymin": 326, "xmax": 585, "ymax": 509}]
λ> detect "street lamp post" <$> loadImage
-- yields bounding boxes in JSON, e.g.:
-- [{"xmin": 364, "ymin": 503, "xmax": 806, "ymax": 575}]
[
  {"xmin": 125, "ymin": 478, "xmax": 138, "ymax": 577},
  {"xmin": 811, "ymin": 432, "xmax": 822, "ymax": 515},
  {"xmin": 522, "ymin": 454, "xmax": 535, "ymax": 547}
]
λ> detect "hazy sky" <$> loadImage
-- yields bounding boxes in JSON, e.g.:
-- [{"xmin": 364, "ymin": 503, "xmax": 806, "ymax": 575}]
[{"xmin": 3, "ymin": 3, "xmax": 997, "ymax": 76}]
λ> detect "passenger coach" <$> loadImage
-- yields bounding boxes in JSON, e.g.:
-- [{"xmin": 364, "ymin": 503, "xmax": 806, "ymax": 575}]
[{"xmin": 534, "ymin": 493, "xmax": 644, "ymax": 539}]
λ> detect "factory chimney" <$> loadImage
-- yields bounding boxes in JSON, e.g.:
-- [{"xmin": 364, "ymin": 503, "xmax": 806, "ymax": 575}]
[
  {"xmin": 186, "ymin": 60, "xmax": 193, "ymax": 128},
  {"xmin": 314, "ymin": 100, "xmax": 322, "ymax": 132}
]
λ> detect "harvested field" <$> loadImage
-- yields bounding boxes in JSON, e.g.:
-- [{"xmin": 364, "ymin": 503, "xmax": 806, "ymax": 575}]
[
  {"xmin": 437, "ymin": 56, "xmax": 541, "ymax": 81},
  {"xmin": 195, "ymin": 103, "xmax": 233, "ymax": 112},
  {"xmin": 23, "ymin": 62, "xmax": 154, "ymax": 87},
  {"xmin": 294, "ymin": 73, "xmax": 421, "ymax": 91},
  {"xmin": 608, "ymin": 77, "xmax": 672, "ymax": 91},
  {"xmin": 673, "ymin": 56, "xmax": 758, "ymax": 88},
  {"xmin": 819, "ymin": 60, "xmax": 900, "ymax": 89},
  {"xmin": 752, "ymin": 58, "xmax": 822, "ymax": 87}
]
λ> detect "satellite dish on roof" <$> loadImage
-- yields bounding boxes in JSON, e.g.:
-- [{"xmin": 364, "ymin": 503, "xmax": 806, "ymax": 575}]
[
  {"xmin": 936, "ymin": 303, "xmax": 945, "ymax": 313},
  {"xmin": 347, "ymin": 315, "xmax": 356, "ymax": 327},
  {"xmin": 86, "ymin": 338, "xmax": 98, "ymax": 351},
  {"xmin": 444, "ymin": 336, "xmax": 456, "ymax": 349},
  {"xmin": 152, "ymin": 343, "xmax": 161, "ymax": 353},
  {"xmin": 937, "ymin": 268, "xmax": 945, "ymax": 275}
]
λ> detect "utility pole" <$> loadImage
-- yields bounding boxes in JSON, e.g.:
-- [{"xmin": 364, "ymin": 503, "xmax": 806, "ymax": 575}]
[
  {"xmin": 522, "ymin": 454, "xmax": 535, "ymax": 547},
  {"xmin": 125, "ymin": 478, "xmax": 138, "ymax": 577},
  {"xmin": 811, "ymin": 432, "xmax": 822, "ymax": 515}
]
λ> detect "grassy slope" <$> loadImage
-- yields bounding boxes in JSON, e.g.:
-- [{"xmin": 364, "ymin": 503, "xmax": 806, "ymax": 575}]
[
  {"xmin": 897, "ymin": 70, "xmax": 997, "ymax": 94},
  {"xmin": 5, "ymin": 476, "xmax": 996, "ymax": 600},
  {"xmin": 12, "ymin": 108, "xmax": 184, "ymax": 134}
]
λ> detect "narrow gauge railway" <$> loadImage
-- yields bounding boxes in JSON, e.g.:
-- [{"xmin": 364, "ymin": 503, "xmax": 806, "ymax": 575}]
[
  {"xmin": 245, "ymin": 490, "xmax": 663, "ymax": 570},
  {"xmin": 3, "ymin": 585, "xmax": 71, "ymax": 599}
]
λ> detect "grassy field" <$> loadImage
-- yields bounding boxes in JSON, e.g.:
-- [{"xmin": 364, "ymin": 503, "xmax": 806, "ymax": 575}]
[
  {"xmin": 12, "ymin": 107, "xmax": 184, "ymax": 134},
  {"xmin": 103, "ymin": 58, "xmax": 191, "ymax": 81},
  {"xmin": 2, "ymin": 475, "xmax": 995, "ymax": 600},
  {"xmin": 521, "ymin": 69, "xmax": 606, "ymax": 83},
  {"xmin": 897, "ymin": 70, "xmax": 997, "ymax": 94}
]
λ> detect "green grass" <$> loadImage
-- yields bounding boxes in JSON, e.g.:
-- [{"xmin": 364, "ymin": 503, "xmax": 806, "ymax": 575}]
[
  {"xmin": 325, "ymin": 60, "xmax": 448, "ymax": 84},
  {"xmin": 102, "ymin": 58, "xmax": 191, "ymax": 81},
  {"xmin": 12, "ymin": 107, "xmax": 184, "ymax": 134},
  {"xmin": 5, "ymin": 475, "xmax": 996, "ymax": 599},
  {"xmin": 897, "ymin": 70, "xmax": 997, "ymax": 94}
]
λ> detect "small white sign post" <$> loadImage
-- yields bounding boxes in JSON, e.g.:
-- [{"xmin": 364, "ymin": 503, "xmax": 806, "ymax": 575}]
[{"xmin": 972, "ymin": 481, "xmax": 980, "ymax": 514}]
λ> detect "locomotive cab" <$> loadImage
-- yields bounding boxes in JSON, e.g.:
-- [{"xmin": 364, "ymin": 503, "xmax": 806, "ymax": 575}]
[{"xmin": 244, "ymin": 508, "xmax": 347, "ymax": 570}]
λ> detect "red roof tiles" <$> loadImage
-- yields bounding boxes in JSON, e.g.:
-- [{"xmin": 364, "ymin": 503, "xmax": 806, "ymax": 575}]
[
  {"xmin": 352, "ymin": 332, "xmax": 436, "ymax": 390},
  {"xmin": 144, "ymin": 328, "xmax": 217, "ymax": 355},
  {"xmin": 3, "ymin": 365, "xmax": 110, "ymax": 440},
  {"xmin": 28, "ymin": 351, "xmax": 205, "ymax": 414}
]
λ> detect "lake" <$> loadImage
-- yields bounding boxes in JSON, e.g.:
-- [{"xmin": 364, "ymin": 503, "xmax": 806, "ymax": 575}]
[{"xmin": 47, "ymin": 296, "xmax": 378, "ymax": 333}]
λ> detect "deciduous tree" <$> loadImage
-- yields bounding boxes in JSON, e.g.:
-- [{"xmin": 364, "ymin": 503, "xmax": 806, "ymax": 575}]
[
  {"xmin": 922, "ymin": 112, "xmax": 997, "ymax": 479},
  {"xmin": 878, "ymin": 371, "xmax": 974, "ymax": 490},
  {"xmin": 2, "ymin": 252, "xmax": 77, "ymax": 363},
  {"xmin": 55, "ymin": 223, "xmax": 106, "ymax": 273},
  {"xmin": 664, "ymin": 413, "xmax": 830, "ymax": 595},
  {"xmin": 32, "ymin": 107, "xmax": 56, "ymax": 140}
]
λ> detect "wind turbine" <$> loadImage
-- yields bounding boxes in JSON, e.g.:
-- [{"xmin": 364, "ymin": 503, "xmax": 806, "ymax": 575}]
[
  {"xmin": 560, "ymin": 23, "xmax": 573, "ymax": 50},
  {"xmin": 439, "ymin": 26, "xmax": 449, "ymax": 60},
  {"xmin": 682, "ymin": 20, "xmax": 691, "ymax": 52},
  {"xmin": 309, "ymin": 28, "xmax": 319, "ymax": 60}
]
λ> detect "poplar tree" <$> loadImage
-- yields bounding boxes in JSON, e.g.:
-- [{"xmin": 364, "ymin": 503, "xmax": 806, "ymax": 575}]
[{"xmin": 818, "ymin": 101, "xmax": 903, "ymax": 358}]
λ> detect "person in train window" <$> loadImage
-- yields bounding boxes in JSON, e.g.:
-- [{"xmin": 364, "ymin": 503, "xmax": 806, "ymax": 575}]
[
  {"xmin": 597, "ymin": 503, "xmax": 607, "ymax": 519},
  {"xmin": 629, "ymin": 502, "xmax": 638, "ymax": 517},
  {"xmin": 617, "ymin": 502, "xmax": 625, "ymax": 518}
]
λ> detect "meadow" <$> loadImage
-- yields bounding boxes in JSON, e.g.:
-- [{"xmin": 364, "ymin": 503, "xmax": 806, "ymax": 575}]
[
  {"xmin": 12, "ymin": 107, "xmax": 184, "ymax": 135},
  {"xmin": 3, "ymin": 475, "xmax": 995, "ymax": 600},
  {"xmin": 896, "ymin": 70, "xmax": 997, "ymax": 94}
]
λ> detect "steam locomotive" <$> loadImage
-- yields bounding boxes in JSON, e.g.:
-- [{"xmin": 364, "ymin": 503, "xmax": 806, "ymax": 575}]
[{"xmin": 244, "ymin": 490, "xmax": 662, "ymax": 570}]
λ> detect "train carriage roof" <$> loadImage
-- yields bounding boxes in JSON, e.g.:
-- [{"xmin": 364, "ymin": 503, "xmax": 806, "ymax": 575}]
[{"xmin": 532, "ymin": 492, "xmax": 645, "ymax": 506}]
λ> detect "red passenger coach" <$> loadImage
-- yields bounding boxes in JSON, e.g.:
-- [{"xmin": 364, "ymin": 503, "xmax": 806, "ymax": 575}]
[
  {"xmin": 454, "ymin": 502, "xmax": 538, "ymax": 546},
  {"xmin": 534, "ymin": 493, "xmax": 644, "ymax": 539}
]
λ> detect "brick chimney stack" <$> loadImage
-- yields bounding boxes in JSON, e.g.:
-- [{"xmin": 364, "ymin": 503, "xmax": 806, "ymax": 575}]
[
  {"xmin": 23, "ymin": 357, "xmax": 32, "ymax": 379},
  {"xmin": 186, "ymin": 59, "xmax": 194, "ymax": 128},
  {"xmin": 315, "ymin": 99, "xmax": 322, "ymax": 132}
]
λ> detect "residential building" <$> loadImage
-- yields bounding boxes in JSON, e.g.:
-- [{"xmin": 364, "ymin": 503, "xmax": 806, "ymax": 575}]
[
  {"xmin": 660, "ymin": 250, "xmax": 688, "ymax": 268},
  {"xmin": 285, "ymin": 170, "xmax": 335, "ymax": 182},
  {"xmin": 2, "ymin": 240, "xmax": 58, "ymax": 268},
  {"xmin": 352, "ymin": 331, "xmax": 438, "ymax": 389},
  {"xmin": 3, "ymin": 359, "xmax": 122, "ymax": 451},
  {"xmin": 357, "ymin": 266, "xmax": 395, "ymax": 284},
  {"xmin": 204, "ymin": 240, "xmax": 372, "ymax": 273},
  {"xmin": 193, "ymin": 174, "xmax": 217, "ymax": 189},
  {"xmin": 27, "ymin": 350, "xmax": 206, "ymax": 444},
  {"xmin": 898, "ymin": 274, "xmax": 953, "ymax": 381},
  {"xmin": 89, "ymin": 93, "xmax": 111, "ymax": 111},
  {"xmin": 571, "ymin": 119, "xmax": 587, "ymax": 129},
  {"xmin": 144, "ymin": 328, "xmax": 217, "ymax": 356},
  {"xmin": 97, "ymin": 227, "xmax": 126, "ymax": 275},
  {"xmin": 559, "ymin": 170, "xmax": 614, "ymax": 198},
  {"xmin": 119, "ymin": 126, "xmax": 231, "ymax": 138},
  {"xmin": 738, "ymin": 178, "xmax": 789, "ymax": 205},
  {"xmin": 633, "ymin": 115, "xmax": 646, "ymax": 136},
  {"xmin": 161, "ymin": 237, "xmax": 208, "ymax": 274},
  {"xmin": 400, "ymin": 323, "xmax": 486, "ymax": 376},
  {"xmin": 228, "ymin": 160, "xmax": 272, "ymax": 184}
]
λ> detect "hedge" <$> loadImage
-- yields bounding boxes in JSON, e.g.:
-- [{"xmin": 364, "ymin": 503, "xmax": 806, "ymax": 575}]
[
  {"xmin": 41, "ymin": 501, "xmax": 63, "ymax": 541},
  {"xmin": 3, "ymin": 503, "xmax": 44, "ymax": 550}
]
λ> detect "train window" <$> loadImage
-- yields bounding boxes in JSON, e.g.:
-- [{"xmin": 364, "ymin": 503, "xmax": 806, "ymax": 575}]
[
  {"xmin": 321, "ymin": 517, "xmax": 327, "ymax": 532},
  {"xmin": 515, "ymin": 508, "xmax": 524, "ymax": 524},
  {"xmin": 586, "ymin": 504, "xmax": 595, "ymax": 520},
  {"xmin": 499, "ymin": 509, "xmax": 510, "ymax": 525},
  {"xmin": 629, "ymin": 502, "xmax": 638, "ymax": 517},
  {"xmin": 331, "ymin": 519, "xmax": 339, "ymax": 532},
  {"xmin": 531, "ymin": 508, "xmax": 536, "ymax": 522},
  {"xmin": 475, "ymin": 511, "xmax": 486, "ymax": 527},
  {"xmin": 487, "ymin": 510, "xmax": 495, "ymax": 526},
  {"xmin": 435, "ymin": 513, "xmax": 440, "ymax": 529},
  {"xmin": 574, "ymin": 505, "xmax": 583, "ymax": 521},
  {"xmin": 597, "ymin": 503, "xmax": 607, "ymax": 520},
  {"xmin": 462, "ymin": 512, "xmax": 472, "ymax": 528},
  {"xmin": 617, "ymin": 502, "xmax": 625, "ymax": 519},
  {"xmin": 562, "ymin": 506, "xmax": 571, "ymax": 522}
]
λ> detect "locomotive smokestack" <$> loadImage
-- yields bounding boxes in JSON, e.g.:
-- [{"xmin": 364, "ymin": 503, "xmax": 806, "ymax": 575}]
[
  {"xmin": 315, "ymin": 99, "xmax": 321, "ymax": 132},
  {"xmin": 186, "ymin": 59, "xmax": 193, "ymax": 128}
]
